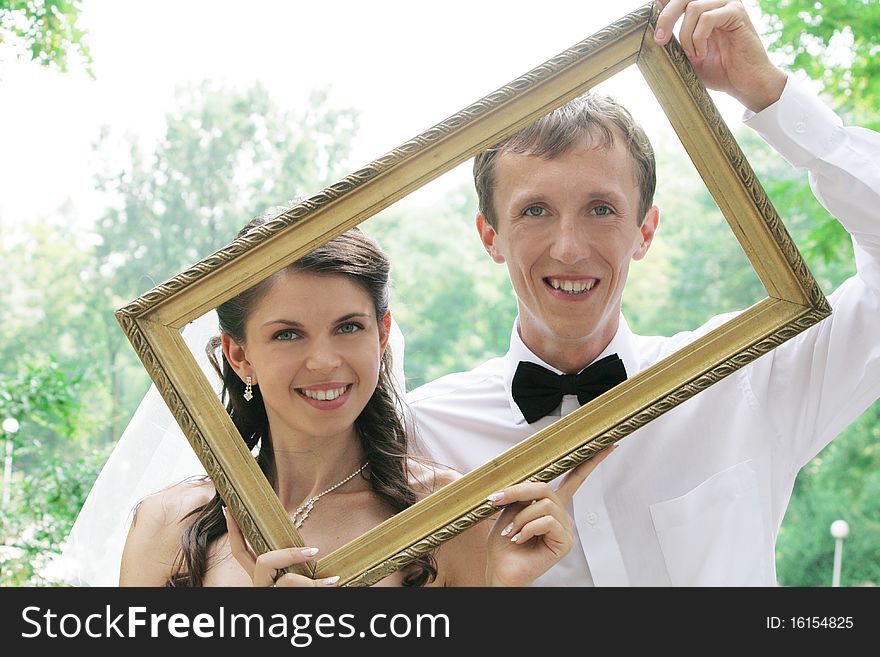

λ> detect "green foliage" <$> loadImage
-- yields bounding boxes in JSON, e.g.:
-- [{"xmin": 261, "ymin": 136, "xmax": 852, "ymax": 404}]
[
  {"xmin": 0, "ymin": 209, "xmax": 101, "ymax": 366},
  {"xmin": 751, "ymin": 0, "xmax": 878, "ymax": 584},
  {"xmin": 0, "ymin": 447, "xmax": 108, "ymax": 586},
  {"xmin": 0, "ymin": 356, "xmax": 83, "ymax": 447},
  {"xmin": 623, "ymin": 136, "xmax": 766, "ymax": 337},
  {"xmin": 758, "ymin": 0, "xmax": 880, "ymax": 128},
  {"xmin": 364, "ymin": 184, "xmax": 517, "ymax": 389},
  {"xmin": 777, "ymin": 401, "xmax": 880, "ymax": 586},
  {"xmin": 756, "ymin": 0, "xmax": 878, "ymax": 274},
  {"xmin": 0, "ymin": 0, "xmax": 91, "ymax": 74},
  {"xmin": 95, "ymin": 83, "xmax": 359, "ymax": 302},
  {"xmin": 0, "ymin": 212, "xmax": 119, "ymax": 441}
]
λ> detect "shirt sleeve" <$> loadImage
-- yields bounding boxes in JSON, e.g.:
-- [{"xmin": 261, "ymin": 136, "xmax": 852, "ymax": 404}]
[{"xmin": 741, "ymin": 75, "xmax": 880, "ymax": 468}]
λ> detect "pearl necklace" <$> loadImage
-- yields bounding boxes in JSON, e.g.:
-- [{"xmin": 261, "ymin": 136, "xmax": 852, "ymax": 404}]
[{"xmin": 290, "ymin": 462, "xmax": 369, "ymax": 529}]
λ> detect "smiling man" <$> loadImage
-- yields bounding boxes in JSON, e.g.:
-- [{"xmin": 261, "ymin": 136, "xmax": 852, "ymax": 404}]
[
  {"xmin": 407, "ymin": 0, "xmax": 880, "ymax": 585},
  {"xmin": 475, "ymin": 92, "xmax": 658, "ymax": 374}
]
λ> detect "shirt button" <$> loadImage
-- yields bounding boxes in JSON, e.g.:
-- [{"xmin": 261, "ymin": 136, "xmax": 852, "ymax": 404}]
[
  {"xmin": 795, "ymin": 120, "xmax": 807, "ymax": 133},
  {"xmin": 586, "ymin": 512, "xmax": 599, "ymax": 525}
]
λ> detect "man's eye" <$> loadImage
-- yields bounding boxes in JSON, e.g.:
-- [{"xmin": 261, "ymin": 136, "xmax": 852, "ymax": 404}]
[
  {"xmin": 593, "ymin": 205, "xmax": 613, "ymax": 216},
  {"xmin": 524, "ymin": 206, "xmax": 545, "ymax": 217}
]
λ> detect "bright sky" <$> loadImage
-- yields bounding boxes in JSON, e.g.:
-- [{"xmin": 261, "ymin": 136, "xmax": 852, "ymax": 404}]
[{"xmin": 0, "ymin": 0, "xmax": 750, "ymax": 234}]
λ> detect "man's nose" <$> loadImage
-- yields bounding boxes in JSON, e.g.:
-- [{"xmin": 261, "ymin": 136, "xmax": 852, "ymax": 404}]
[{"xmin": 548, "ymin": 214, "xmax": 591, "ymax": 264}]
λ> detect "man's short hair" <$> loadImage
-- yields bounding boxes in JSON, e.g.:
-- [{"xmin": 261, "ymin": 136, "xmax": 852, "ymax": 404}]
[{"xmin": 473, "ymin": 92, "xmax": 656, "ymax": 228}]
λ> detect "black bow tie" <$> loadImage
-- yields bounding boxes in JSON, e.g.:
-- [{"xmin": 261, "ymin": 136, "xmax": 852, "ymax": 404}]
[{"xmin": 511, "ymin": 354, "xmax": 627, "ymax": 424}]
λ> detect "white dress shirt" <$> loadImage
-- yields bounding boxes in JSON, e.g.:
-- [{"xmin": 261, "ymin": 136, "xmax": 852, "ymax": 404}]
[{"xmin": 406, "ymin": 76, "xmax": 880, "ymax": 586}]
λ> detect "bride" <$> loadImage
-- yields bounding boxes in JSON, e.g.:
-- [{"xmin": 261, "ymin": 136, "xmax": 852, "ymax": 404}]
[{"xmin": 63, "ymin": 217, "xmax": 609, "ymax": 587}]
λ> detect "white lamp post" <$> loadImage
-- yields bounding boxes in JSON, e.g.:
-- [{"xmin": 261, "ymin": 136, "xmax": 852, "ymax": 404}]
[
  {"xmin": 2, "ymin": 417, "xmax": 20, "ymax": 508},
  {"xmin": 830, "ymin": 519, "xmax": 850, "ymax": 587}
]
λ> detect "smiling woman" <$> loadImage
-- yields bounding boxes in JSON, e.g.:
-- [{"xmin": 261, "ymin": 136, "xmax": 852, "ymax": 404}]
[{"xmin": 114, "ymin": 209, "xmax": 608, "ymax": 587}]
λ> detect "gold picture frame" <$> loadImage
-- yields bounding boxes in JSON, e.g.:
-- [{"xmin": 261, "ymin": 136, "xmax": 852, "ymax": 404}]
[{"xmin": 116, "ymin": 1, "xmax": 830, "ymax": 586}]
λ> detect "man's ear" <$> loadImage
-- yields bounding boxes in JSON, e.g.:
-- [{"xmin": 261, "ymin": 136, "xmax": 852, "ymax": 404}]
[
  {"xmin": 476, "ymin": 212, "xmax": 505, "ymax": 264},
  {"xmin": 633, "ymin": 205, "xmax": 660, "ymax": 261},
  {"xmin": 379, "ymin": 310, "xmax": 391, "ymax": 355},
  {"xmin": 221, "ymin": 333, "xmax": 255, "ymax": 384}
]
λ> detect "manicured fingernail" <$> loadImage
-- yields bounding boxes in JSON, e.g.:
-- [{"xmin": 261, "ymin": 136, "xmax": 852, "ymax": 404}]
[
  {"xmin": 321, "ymin": 576, "xmax": 340, "ymax": 586},
  {"xmin": 487, "ymin": 492, "xmax": 504, "ymax": 503},
  {"xmin": 300, "ymin": 547, "xmax": 319, "ymax": 557},
  {"xmin": 510, "ymin": 533, "xmax": 521, "ymax": 543},
  {"xmin": 654, "ymin": 28, "xmax": 665, "ymax": 41},
  {"xmin": 500, "ymin": 522, "xmax": 514, "ymax": 537}
]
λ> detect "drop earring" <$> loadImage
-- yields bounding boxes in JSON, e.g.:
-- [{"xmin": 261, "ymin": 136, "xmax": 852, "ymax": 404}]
[{"xmin": 243, "ymin": 376, "xmax": 253, "ymax": 402}]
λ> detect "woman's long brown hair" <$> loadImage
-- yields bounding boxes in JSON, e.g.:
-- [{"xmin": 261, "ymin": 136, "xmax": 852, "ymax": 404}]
[{"xmin": 166, "ymin": 216, "xmax": 436, "ymax": 586}]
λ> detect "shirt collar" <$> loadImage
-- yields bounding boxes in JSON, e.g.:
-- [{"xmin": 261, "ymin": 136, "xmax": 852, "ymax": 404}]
[{"xmin": 503, "ymin": 315, "xmax": 638, "ymax": 425}]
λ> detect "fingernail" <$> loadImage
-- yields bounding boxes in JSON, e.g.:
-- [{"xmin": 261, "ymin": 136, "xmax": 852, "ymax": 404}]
[
  {"xmin": 510, "ymin": 533, "xmax": 521, "ymax": 543},
  {"xmin": 500, "ymin": 522, "xmax": 514, "ymax": 537},
  {"xmin": 321, "ymin": 576, "xmax": 340, "ymax": 586},
  {"xmin": 487, "ymin": 492, "xmax": 504, "ymax": 503},
  {"xmin": 300, "ymin": 547, "xmax": 319, "ymax": 557},
  {"xmin": 654, "ymin": 28, "xmax": 665, "ymax": 41}
]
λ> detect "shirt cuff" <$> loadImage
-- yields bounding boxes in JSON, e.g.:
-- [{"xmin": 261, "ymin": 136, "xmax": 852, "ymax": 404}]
[{"xmin": 742, "ymin": 74, "xmax": 843, "ymax": 169}]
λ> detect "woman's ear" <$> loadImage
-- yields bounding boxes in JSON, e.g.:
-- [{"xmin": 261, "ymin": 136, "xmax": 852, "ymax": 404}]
[
  {"xmin": 221, "ymin": 333, "xmax": 255, "ymax": 384},
  {"xmin": 379, "ymin": 310, "xmax": 392, "ymax": 355}
]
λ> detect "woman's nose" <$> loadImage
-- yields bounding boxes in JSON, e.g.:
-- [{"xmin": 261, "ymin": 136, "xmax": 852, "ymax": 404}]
[{"xmin": 304, "ymin": 338, "xmax": 342, "ymax": 372}]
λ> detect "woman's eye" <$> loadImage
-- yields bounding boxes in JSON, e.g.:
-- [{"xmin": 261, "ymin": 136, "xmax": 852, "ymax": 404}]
[
  {"xmin": 523, "ymin": 206, "xmax": 545, "ymax": 217},
  {"xmin": 274, "ymin": 330, "xmax": 299, "ymax": 341},
  {"xmin": 337, "ymin": 322, "xmax": 363, "ymax": 335}
]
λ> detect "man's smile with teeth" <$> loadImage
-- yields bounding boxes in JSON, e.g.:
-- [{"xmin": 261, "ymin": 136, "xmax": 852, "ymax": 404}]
[
  {"xmin": 545, "ymin": 277, "xmax": 598, "ymax": 294},
  {"xmin": 298, "ymin": 385, "xmax": 350, "ymax": 401}
]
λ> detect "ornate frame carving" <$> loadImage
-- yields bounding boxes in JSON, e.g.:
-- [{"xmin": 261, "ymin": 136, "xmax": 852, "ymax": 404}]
[{"xmin": 116, "ymin": 1, "xmax": 830, "ymax": 586}]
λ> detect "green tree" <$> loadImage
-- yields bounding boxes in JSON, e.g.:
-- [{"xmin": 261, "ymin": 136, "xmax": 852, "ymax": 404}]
[
  {"xmin": 95, "ymin": 83, "xmax": 357, "ymax": 301},
  {"xmin": 0, "ymin": 357, "xmax": 83, "ymax": 446},
  {"xmin": 776, "ymin": 404, "xmax": 880, "ymax": 586},
  {"xmin": 364, "ymin": 183, "xmax": 517, "ymax": 389},
  {"xmin": 757, "ymin": 0, "xmax": 878, "ymax": 269},
  {"xmin": 755, "ymin": 0, "xmax": 879, "ymax": 585},
  {"xmin": 0, "ymin": 449, "xmax": 108, "ymax": 586},
  {"xmin": 1, "ymin": 209, "xmax": 122, "ymax": 443},
  {"xmin": 0, "ymin": 357, "xmax": 89, "ymax": 588},
  {"xmin": 758, "ymin": 0, "xmax": 879, "ymax": 129},
  {"xmin": 0, "ymin": 0, "xmax": 91, "ymax": 73}
]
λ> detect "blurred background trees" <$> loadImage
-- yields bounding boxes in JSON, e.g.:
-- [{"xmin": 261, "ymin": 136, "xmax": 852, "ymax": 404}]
[
  {"xmin": 1, "ymin": 0, "xmax": 876, "ymax": 586},
  {"xmin": 756, "ymin": 0, "xmax": 880, "ymax": 587},
  {"xmin": 0, "ymin": 0, "xmax": 91, "ymax": 73}
]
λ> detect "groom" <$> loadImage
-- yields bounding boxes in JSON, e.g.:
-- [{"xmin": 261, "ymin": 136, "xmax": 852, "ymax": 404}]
[{"xmin": 407, "ymin": 0, "xmax": 880, "ymax": 585}]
